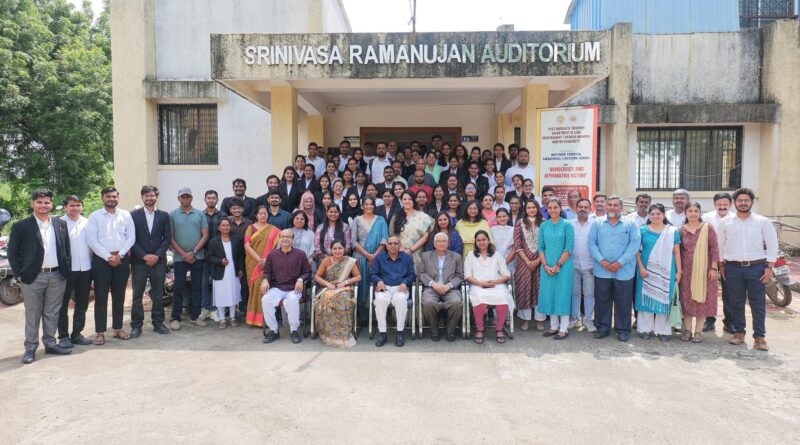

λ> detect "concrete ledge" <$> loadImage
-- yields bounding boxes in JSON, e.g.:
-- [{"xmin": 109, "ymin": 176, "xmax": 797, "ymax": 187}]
[
  {"xmin": 628, "ymin": 103, "xmax": 779, "ymax": 124},
  {"xmin": 598, "ymin": 105, "xmax": 616, "ymax": 124},
  {"xmin": 143, "ymin": 80, "xmax": 228, "ymax": 101}
]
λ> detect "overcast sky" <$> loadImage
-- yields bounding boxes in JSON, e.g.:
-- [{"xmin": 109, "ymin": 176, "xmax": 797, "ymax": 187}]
[{"xmin": 69, "ymin": 0, "xmax": 572, "ymax": 31}]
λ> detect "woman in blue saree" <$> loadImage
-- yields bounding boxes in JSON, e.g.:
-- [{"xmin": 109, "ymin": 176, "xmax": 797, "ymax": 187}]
[{"xmin": 351, "ymin": 197, "xmax": 388, "ymax": 325}]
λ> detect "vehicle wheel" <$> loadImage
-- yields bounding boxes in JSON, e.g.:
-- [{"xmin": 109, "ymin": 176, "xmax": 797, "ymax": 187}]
[
  {"xmin": 767, "ymin": 283, "xmax": 792, "ymax": 307},
  {"xmin": 0, "ymin": 278, "xmax": 22, "ymax": 305},
  {"xmin": 162, "ymin": 284, "xmax": 173, "ymax": 306}
]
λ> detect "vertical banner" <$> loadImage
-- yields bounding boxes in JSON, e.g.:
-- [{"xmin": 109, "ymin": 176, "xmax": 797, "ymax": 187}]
[{"xmin": 537, "ymin": 105, "xmax": 598, "ymax": 202}]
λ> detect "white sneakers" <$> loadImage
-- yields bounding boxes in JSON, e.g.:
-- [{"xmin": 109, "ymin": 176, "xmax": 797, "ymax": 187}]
[
  {"xmin": 584, "ymin": 320, "xmax": 597, "ymax": 333},
  {"xmin": 198, "ymin": 308, "xmax": 211, "ymax": 321}
]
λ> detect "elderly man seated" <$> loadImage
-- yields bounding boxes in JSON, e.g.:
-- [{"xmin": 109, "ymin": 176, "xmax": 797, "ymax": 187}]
[
  {"xmin": 260, "ymin": 229, "xmax": 312, "ymax": 344},
  {"xmin": 419, "ymin": 232, "xmax": 464, "ymax": 342},
  {"xmin": 370, "ymin": 235, "xmax": 416, "ymax": 347}
]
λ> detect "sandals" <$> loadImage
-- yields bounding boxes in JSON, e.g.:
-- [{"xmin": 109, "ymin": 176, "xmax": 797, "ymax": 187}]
[
  {"xmin": 218, "ymin": 320, "xmax": 228, "ymax": 329},
  {"xmin": 692, "ymin": 332, "xmax": 703, "ymax": 343},
  {"xmin": 535, "ymin": 321, "xmax": 545, "ymax": 331},
  {"xmin": 681, "ymin": 331, "xmax": 692, "ymax": 342},
  {"xmin": 113, "ymin": 329, "xmax": 130, "ymax": 340},
  {"xmin": 474, "ymin": 332, "xmax": 484, "ymax": 344},
  {"xmin": 520, "ymin": 320, "xmax": 530, "ymax": 331},
  {"xmin": 94, "ymin": 333, "xmax": 105, "ymax": 346},
  {"xmin": 543, "ymin": 329, "xmax": 558, "ymax": 337},
  {"xmin": 496, "ymin": 333, "xmax": 506, "ymax": 344},
  {"xmin": 554, "ymin": 332, "xmax": 569, "ymax": 340}
]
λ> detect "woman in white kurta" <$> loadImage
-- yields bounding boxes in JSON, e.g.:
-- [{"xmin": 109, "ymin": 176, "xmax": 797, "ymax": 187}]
[{"xmin": 464, "ymin": 230, "xmax": 512, "ymax": 344}]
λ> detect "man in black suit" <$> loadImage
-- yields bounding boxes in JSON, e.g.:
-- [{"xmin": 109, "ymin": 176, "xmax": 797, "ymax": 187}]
[
  {"xmin": 220, "ymin": 178, "xmax": 255, "ymax": 217},
  {"xmin": 465, "ymin": 160, "xmax": 489, "ymax": 199},
  {"xmin": 130, "ymin": 186, "xmax": 173, "ymax": 337},
  {"xmin": 7, "ymin": 189, "xmax": 73, "ymax": 363},
  {"xmin": 376, "ymin": 166, "xmax": 399, "ymax": 197}
]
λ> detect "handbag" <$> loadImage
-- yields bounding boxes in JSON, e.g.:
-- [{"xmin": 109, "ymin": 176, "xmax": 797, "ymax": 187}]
[{"xmin": 669, "ymin": 286, "xmax": 683, "ymax": 329}]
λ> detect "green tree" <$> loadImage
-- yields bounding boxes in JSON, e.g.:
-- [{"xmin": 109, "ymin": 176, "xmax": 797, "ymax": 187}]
[{"xmin": 0, "ymin": 0, "xmax": 112, "ymax": 217}]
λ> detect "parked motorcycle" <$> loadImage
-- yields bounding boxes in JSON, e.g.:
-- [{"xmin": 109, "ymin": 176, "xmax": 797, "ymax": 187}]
[
  {"xmin": 767, "ymin": 250, "xmax": 794, "ymax": 307},
  {"xmin": 0, "ymin": 208, "xmax": 23, "ymax": 306},
  {"xmin": 145, "ymin": 250, "xmax": 175, "ymax": 306}
]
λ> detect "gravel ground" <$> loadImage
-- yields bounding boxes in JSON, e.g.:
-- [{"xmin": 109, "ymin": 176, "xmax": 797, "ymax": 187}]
[{"xmin": 0, "ymin": 296, "xmax": 798, "ymax": 444}]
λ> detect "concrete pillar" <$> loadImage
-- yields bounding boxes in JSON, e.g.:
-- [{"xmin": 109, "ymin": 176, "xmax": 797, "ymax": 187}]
[
  {"xmin": 111, "ymin": 0, "xmax": 157, "ymax": 209},
  {"xmin": 270, "ymin": 84, "xmax": 299, "ymax": 172},
  {"xmin": 307, "ymin": 115, "xmax": 325, "ymax": 150},
  {"xmin": 605, "ymin": 23, "xmax": 633, "ymax": 196},
  {"xmin": 759, "ymin": 20, "xmax": 800, "ymax": 218},
  {"xmin": 519, "ymin": 83, "xmax": 549, "ymax": 167},
  {"xmin": 495, "ymin": 113, "xmax": 515, "ymax": 150}
]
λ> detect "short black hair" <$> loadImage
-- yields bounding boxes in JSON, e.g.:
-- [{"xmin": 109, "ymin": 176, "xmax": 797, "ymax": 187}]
[
  {"xmin": 635, "ymin": 193, "xmax": 651, "ymax": 202},
  {"xmin": 541, "ymin": 186, "xmax": 555, "ymax": 194},
  {"xmin": 229, "ymin": 197, "xmax": 244, "ymax": 209},
  {"xmin": 205, "ymin": 190, "xmax": 218, "ymax": 198},
  {"xmin": 232, "ymin": 178, "xmax": 246, "ymax": 188},
  {"xmin": 713, "ymin": 192, "xmax": 733, "ymax": 203},
  {"xmin": 100, "ymin": 186, "xmax": 118, "ymax": 196},
  {"xmin": 267, "ymin": 190, "xmax": 281, "ymax": 199},
  {"xmin": 141, "ymin": 185, "xmax": 159, "ymax": 196},
  {"xmin": 63, "ymin": 195, "xmax": 82, "ymax": 206},
  {"xmin": 31, "ymin": 189, "xmax": 53, "ymax": 200},
  {"xmin": 733, "ymin": 187, "xmax": 755, "ymax": 202}
]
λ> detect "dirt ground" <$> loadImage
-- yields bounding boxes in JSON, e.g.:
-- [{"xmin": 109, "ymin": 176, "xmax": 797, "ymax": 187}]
[{"xmin": 0, "ymin": 293, "xmax": 799, "ymax": 444}]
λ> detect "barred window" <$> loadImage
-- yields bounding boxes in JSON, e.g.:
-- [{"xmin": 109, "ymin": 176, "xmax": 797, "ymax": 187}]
[
  {"xmin": 740, "ymin": 0, "xmax": 796, "ymax": 28},
  {"xmin": 636, "ymin": 127, "xmax": 742, "ymax": 191},
  {"xmin": 158, "ymin": 104, "xmax": 218, "ymax": 165}
]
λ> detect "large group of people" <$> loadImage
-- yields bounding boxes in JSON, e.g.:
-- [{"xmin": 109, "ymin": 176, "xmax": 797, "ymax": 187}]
[{"xmin": 6, "ymin": 137, "xmax": 780, "ymax": 364}]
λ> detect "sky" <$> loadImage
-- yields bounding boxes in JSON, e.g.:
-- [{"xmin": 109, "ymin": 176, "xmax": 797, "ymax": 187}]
[{"xmin": 68, "ymin": 0, "xmax": 572, "ymax": 31}]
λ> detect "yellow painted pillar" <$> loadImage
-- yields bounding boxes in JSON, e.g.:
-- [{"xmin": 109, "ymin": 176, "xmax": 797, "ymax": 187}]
[
  {"xmin": 519, "ymin": 84, "xmax": 549, "ymax": 169},
  {"xmin": 495, "ymin": 113, "xmax": 515, "ymax": 149},
  {"xmin": 271, "ymin": 84, "xmax": 299, "ymax": 172},
  {"xmin": 111, "ymin": 0, "xmax": 157, "ymax": 209},
  {"xmin": 307, "ymin": 115, "xmax": 325, "ymax": 151}
]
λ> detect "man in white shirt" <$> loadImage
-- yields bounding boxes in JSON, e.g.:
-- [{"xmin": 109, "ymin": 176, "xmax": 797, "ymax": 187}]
[
  {"xmin": 305, "ymin": 142, "xmax": 326, "ymax": 178},
  {"xmin": 86, "ymin": 187, "xmax": 136, "ymax": 343},
  {"xmin": 665, "ymin": 188, "xmax": 689, "ymax": 226},
  {"xmin": 505, "ymin": 147, "xmax": 536, "ymax": 189},
  {"xmin": 702, "ymin": 192, "xmax": 734, "ymax": 333},
  {"xmin": 386, "ymin": 139, "xmax": 399, "ymax": 161},
  {"xmin": 368, "ymin": 142, "xmax": 392, "ymax": 185},
  {"xmin": 570, "ymin": 199, "xmax": 596, "ymax": 332},
  {"xmin": 337, "ymin": 140, "xmax": 351, "ymax": 172},
  {"xmin": 57, "ymin": 195, "xmax": 94, "ymax": 348},
  {"xmin": 625, "ymin": 193, "xmax": 651, "ymax": 227},
  {"xmin": 591, "ymin": 193, "xmax": 607, "ymax": 220},
  {"xmin": 717, "ymin": 188, "xmax": 778, "ymax": 351}
]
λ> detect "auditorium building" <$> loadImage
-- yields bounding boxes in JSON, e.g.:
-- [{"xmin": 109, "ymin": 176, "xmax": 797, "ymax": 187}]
[{"xmin": 110, "ymin": 0, "xmax": 799, "ymax": 216}]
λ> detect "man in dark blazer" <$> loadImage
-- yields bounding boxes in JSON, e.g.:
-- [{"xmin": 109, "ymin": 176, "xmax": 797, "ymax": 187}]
[
  {"xmin": 419, "ymin": 233, "xmax": 464, "ymax": 342},
  {"xmin": 220, "ymin": 178, "xmax": 256, "ymax": 217},
  {"xmin": 7, "ymin": 189, "xmax": 73, "ymax": 363},
  {"xmin": 130, "ymin": 185, "xmax": 173, "ymax": 337}
]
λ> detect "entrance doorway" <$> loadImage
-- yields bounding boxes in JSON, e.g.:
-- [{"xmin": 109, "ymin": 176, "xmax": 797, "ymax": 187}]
[{"xmin": 359, "ymin": 127, "xmax": 461, "ymax": 155}]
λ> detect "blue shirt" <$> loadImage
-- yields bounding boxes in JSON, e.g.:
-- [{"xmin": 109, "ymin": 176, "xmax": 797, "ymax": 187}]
[
  {"xmin": 267, "ymin": 208, "xmax": 292, "ymax": 230},
  {"xmin": 370, "ymin": 251, "xmax": 416, "ymax": 287},
  {"xmin": 587, "ymin": 217, "xmax": 641, "ymax": 281}
]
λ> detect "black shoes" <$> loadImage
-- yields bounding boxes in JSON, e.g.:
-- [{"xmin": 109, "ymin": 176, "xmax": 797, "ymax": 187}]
[
  {"xmin": 703, "ymin": 320, "xmax": 715, "ymax": 332},
  {"xmin": 263, "ymin": 331, "xmax": 280, "ymax": 344},
  {"xmin": 71, "ymin": 335, "xmax": 94, "ymax": 345},
  {"xmin": 446, "ymin": 333, "xmax": 456, "ymax": 342},
  {"xmin": 395, "ymin": 332, "xmax": 405, "ymax": 347},
  {"xmin": 58, "ymin": 338, "xmax": 74, "ymax": 349},
  {"xmin": 617, "ymin": 334, "xmax": 629, "ymax": 342},
  {"xmin": 430, "ymin": 331, "xmax": 441, "ymax": 342},
  {"xmin": 375, "ymin": 333, "xmax": 388, "ymax": 347},
  {"xmin": 290, "ymin": 330, "xmax": 302, "ymax": 344},
  {"xmin": 153, "ymin": 324, "xmax": 170, "ymax": 335},
  {"xmin": 723, "ymin": 324, "xmax": 735, "ymax": 335},
  {"xmin": 44, "ymin": 345, "xmax": 72, "ymax": 355},
  {"xmin": 21, "ymin": 350, "xmax": 35, "ymax": 364},
  {"xmin": 130, "ymin": 327, "xmax": 142, "ymax": 339},
  {"xmin": 594, "ymin": 331, "xmax": 610, "ymax": 339}
]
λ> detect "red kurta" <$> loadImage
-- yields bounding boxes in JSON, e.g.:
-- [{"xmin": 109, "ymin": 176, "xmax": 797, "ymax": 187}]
[{"xmin": 679, "ymin": 224, "xmax": 720, "ymax": 317}]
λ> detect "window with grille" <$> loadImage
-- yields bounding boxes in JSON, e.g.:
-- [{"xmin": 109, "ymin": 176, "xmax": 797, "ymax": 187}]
[
  {"xmin": 158, "ymin": 104, "xmax": 218, "ymax": 165},
  {"xmin": 740, "ymin": 0, "xmax": 796, "ymax": 28},
  {"xmin": 636, "ymin": 127, "xmax": 742, "ymax": 191}
]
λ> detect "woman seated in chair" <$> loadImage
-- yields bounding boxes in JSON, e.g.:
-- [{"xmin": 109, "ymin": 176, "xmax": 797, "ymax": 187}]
[
  {"xmin": 464, "ymin": 230, "xmax": 512, "ymax": 344},
  {"xmin": 313, "ymin": 240, "xmax": 362, "ymax": 348}
]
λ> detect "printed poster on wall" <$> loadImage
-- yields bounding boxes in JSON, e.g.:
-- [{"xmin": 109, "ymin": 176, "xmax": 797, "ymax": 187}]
[{"xmin": 537, "ymin": 105, "xmax": 598, "ymax": 203}]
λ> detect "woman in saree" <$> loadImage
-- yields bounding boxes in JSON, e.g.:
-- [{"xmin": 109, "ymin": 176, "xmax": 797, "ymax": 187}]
[
  {"xmin": 243, "ymin": 205, "xmax": 281, "ymax": 327},
  {"xmin": 390, "ymin": 191, "xmax": 433, "ymax": 273},
  {"xmin": 351, "ymin": 197, "xmax": 388, "ymax": 325},
  {"xmin": 313, "ymin": 240, "xmax": 362, "ymax": 348}
]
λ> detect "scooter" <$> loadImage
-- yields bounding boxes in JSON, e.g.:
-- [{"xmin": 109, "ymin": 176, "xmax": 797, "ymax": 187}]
[
  {"xmin": 0, "ymin": 208, "xmax": 23, "ymax": 306},
  {"xmin": 767, "ymin": 250, "xmax": 794, "ymax": 307}
]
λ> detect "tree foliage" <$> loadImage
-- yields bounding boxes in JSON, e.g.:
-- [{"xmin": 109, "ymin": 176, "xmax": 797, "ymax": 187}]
[{"xmin": 0, "ymin": 0, "xmax": 112, "ymax": 216}]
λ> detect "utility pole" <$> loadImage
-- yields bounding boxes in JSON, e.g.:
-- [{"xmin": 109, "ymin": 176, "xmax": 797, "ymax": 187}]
[{"xmin": 410, "ymin": 0, "xmax": 417, "ymax": 33}]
